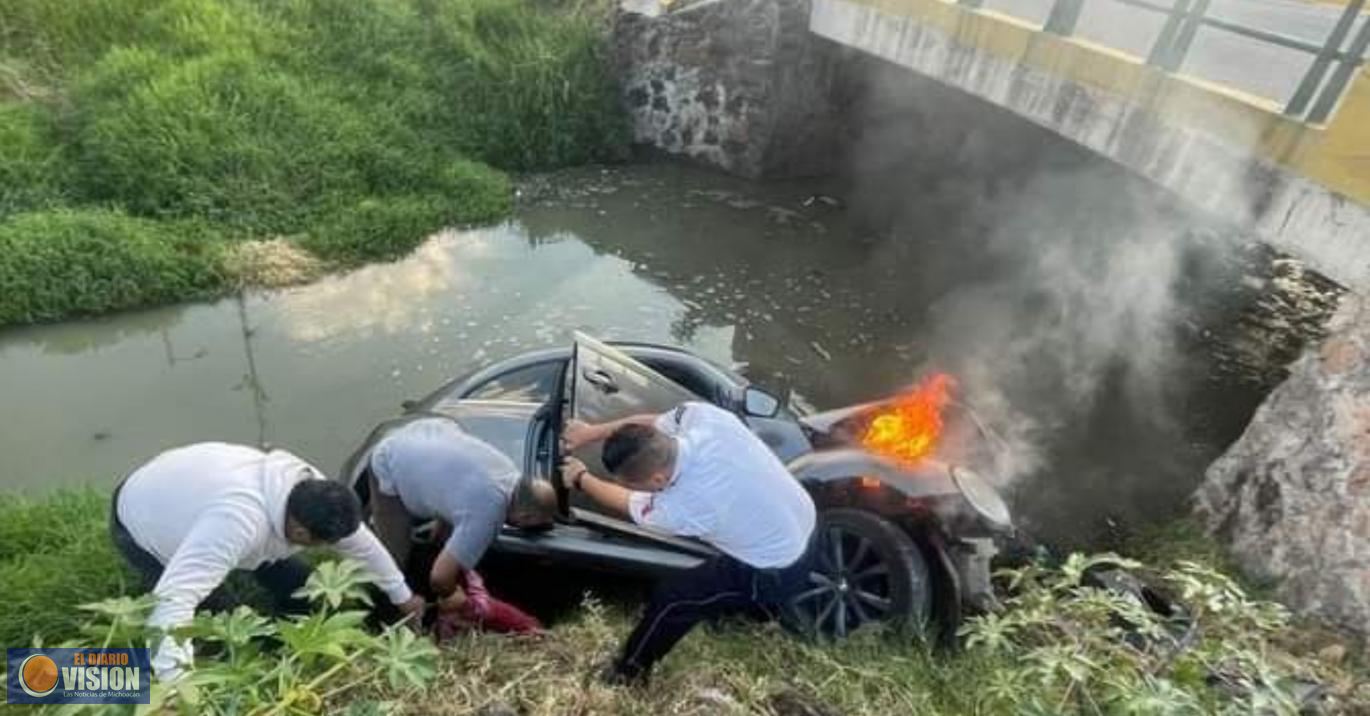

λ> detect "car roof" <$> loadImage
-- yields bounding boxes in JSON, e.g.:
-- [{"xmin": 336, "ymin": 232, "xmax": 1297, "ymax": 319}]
[{"xmin": 414, "ymin": 338, "xmax": 747, "ymax": 411}]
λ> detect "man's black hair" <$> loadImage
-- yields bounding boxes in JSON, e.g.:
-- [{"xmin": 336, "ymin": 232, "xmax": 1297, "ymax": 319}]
[
  {"xmin": 286, "ymin": 479, "xmax": 362, "ymax": 542},
  {"xmin": 602, "ymin": 424, "xmax": 675, "ymax": 482}
]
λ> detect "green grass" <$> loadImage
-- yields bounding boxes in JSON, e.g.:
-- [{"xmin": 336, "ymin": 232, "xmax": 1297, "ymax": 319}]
[
  {"xmin": 0, "ymin": 209, "xmax": 227, "ymax": 324},
  {"xmin": 302, "ymin": 180, "xmax": 511, "ymax": 266},
  {"xmin": 0, "ymin": 490, "xmax": 136, "ymax": 647},
  {"xmin": 0, "ymin": 489, "xmax": 111, "ymax": 563},
  {"xmin": 0, "ymin": 0, "xmax": 165, "ymax": 74},
  {"xmin": 0, "ymin": 0, "xmax": 627, "ymax": 326},
  {"xmin": 0, "ymin": 103, "xmax": 69, "ymax": 218},
  {"xmin": 1122, "ymin": 518, "xmax": 1243, "ymax": 572},
  {"xmin": 73, "ymin": 49, "xmax": 380, "ymax": 229}
]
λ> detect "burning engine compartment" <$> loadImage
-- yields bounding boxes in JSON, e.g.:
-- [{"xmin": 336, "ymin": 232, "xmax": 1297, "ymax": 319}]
[
  {"xmin": 808, "ymin": 372, "xmax": 1010, "ymax": 494},
  {"xmin": 858, "ymin": 373, "xmax": 955, "ymax": 466}
]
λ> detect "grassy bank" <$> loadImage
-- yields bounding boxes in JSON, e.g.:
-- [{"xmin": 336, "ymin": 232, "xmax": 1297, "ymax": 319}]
[
  {"xmin": 3, "ymin": 490, "xmax": 1366, "ymax": 714},
  {"xmin": 0, "ymin": 0, "xmax": 627, "ymax": 326}
]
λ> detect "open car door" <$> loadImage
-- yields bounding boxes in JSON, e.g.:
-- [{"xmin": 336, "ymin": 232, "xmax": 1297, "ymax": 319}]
[{"xmin": 566, "ymin": 332, "xmax": 696, "ymax": 518}]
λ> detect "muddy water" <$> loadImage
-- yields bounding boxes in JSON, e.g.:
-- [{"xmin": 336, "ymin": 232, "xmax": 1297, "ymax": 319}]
[{"xmin": 0, "ymin": 162, "xmax": 1329, "ymax": 546}]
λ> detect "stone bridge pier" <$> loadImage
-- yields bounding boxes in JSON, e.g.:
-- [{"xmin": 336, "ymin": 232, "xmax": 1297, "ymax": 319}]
[{"xmin": 613, "ymin": 0, "xmax": 846, "ymax": 178}]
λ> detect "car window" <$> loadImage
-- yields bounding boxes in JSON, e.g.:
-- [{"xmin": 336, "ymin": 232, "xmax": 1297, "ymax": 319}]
[
  {"xmin": 639, "ymin": 360, "xmax": 712, "ymax": 402},
  {"xmin": 571, "ymin": 334, "xmax": 697, "ymax": 427},
  {"xmin": 465, "ymin": 361, "xmax": 561, "ymax": 403}
]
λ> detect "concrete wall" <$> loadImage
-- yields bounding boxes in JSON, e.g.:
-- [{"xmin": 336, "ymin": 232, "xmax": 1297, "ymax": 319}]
[
  {"xmin": 1297, "ymin": 65, "xmax": 1370, "ymax": 203},
  {"xmin": 809, "ymin": 0, "xmax": 1370, "ymax": 291}
]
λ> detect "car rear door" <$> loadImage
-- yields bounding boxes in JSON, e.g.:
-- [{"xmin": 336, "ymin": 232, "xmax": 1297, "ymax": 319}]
[{"xmin": 568, "ymin": 332, "xmax": 696, "ymax": 516}]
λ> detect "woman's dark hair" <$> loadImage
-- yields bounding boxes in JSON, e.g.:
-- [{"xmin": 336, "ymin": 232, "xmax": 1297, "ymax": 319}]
[
  {"xmin": 286, "ymin": 479, "xmax": 362, "ymax": 542},
  {"xmin": 602, "ymin": 424, "xmax": 675, "ymax": 483}
]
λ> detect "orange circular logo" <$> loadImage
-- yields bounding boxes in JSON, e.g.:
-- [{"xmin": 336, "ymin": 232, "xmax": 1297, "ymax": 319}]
[{"xmin": 19, "ymin": 655, "xmax": 59, "ymax": 697}]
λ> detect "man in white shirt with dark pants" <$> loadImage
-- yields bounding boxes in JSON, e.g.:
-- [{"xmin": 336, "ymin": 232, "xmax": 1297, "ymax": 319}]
[
  {"xmin": 561, "ymin": 401, "xmax": 816, "ymax": 684},
  {"xmin": 109, "ymin": 442, "xmax": 424, "ymax": 680}
]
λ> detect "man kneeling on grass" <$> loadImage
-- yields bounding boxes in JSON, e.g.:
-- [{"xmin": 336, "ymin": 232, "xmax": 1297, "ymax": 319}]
[
  {"xmin": 560, "ymin": 401, "xmax": 817, "ymax": 685},
  {"xmin": 110, "ymin": 442, "xmax": 424, "ymax": 681},
  {"xmin": 361, "ymin": 417, "xmax": 553, "ymax": 637}
]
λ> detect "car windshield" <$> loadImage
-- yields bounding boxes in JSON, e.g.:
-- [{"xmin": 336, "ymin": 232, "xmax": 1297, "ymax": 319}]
[{"xmin": 463, "ymin": 360, "xmax": 562, "ymax": 403}]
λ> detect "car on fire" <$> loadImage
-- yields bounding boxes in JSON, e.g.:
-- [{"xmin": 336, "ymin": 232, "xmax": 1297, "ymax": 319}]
[{"xmin": 339, "ymin": 333, "xmax": 1014, "ymax": 640}]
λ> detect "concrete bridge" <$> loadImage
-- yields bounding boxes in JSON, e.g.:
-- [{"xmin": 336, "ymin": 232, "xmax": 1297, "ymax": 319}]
[{"xmin": 615, "ymin": 0, "xmax": 1370, "ymax": 290}]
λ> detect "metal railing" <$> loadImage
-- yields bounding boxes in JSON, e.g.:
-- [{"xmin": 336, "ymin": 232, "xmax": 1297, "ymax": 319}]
[{"xmin": 956, "ymin": 0, "xmax": 1370, "ymax": 123}]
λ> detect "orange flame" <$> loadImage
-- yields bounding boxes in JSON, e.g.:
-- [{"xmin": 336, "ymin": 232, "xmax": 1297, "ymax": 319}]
[{"xmin": 860, "ymin": 373, "xmax": 955, "ymax": 466}]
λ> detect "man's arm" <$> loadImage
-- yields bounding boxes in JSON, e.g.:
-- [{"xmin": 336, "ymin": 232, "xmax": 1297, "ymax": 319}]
[
  {"xmin": 429, "ymin": 549, "xmax": 466, "ymax": 612},
  {"xmin": 561, "ymin": 414, "xmax": 659, "ymax": 451},
  {"xmin": 560, "ymin": 457, "xmax": 704, "ymax": 536},
  {"xmin": 579, "ymin": 471, "xmax": 634, "ymax": 517},
  {"xmin": 430, "ymin": 553, "xmax": 493, "ymax": 617},
  {"xmin": 333, "ymin": 525, "xmax": 421, "ymax": 616},
  {"xmin": 564, "ymin": 402, "xmax": 712, "ymax": 452},
  {"xmin": 559, "ymin": 457, "xmax": 632, "ymax": 517},
  {"xmin": 429, "ymin": 487, "xmax": 506, "ymax": 612},
  {"xmin": 146, "ymin": 509, "xmax": 261, "ymax": 680}
]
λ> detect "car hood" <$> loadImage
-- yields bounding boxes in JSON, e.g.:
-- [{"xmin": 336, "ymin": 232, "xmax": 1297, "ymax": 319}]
[
  {"xmin": 799, "ymin": 398, "xmax": 1007, "ymax": 485},
  {"xmin": 798, "ymin": 399, "xmax": 888, "ymax": 436}
]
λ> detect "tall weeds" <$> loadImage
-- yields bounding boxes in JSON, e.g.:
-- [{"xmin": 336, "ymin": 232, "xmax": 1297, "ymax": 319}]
[{"xmin": 0, "ymin": 210, "xmax": 226, "ymax": 325}]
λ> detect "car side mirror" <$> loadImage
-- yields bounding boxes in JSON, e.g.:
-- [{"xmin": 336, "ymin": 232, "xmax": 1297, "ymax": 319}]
[
  {"xmin": 401, "ymin": 399, "xmax": 418, "ymax": 412},
  {"xmin": 743, "ymin": 386, "xmax": 782, "ymax": 418}
]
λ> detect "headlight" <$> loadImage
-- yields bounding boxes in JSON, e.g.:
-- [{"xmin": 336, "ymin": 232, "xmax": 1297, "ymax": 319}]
[{"xmin": 950, "ymin": 465, "xmax": 1012, "ymax": 529}]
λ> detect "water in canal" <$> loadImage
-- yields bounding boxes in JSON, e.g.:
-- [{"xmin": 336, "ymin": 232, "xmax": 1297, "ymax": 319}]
[{"xmin": 0, "ymin": 160, "xmax": 1329, "ymax": 547}]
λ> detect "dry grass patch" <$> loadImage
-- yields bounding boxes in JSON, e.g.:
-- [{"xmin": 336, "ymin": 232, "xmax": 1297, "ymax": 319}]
[
  {"xmin": 0, "ymin": 58, "xmax": 58, "ymax": 102},
  {"xmin": 224, "ymin": 238, "xmax": 325, "ymax": 288},
  {"xmin": 339, "ymin": 600, "xmax": 965, "ymax": 716}
]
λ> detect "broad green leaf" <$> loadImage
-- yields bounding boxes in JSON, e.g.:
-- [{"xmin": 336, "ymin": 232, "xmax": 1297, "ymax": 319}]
[
  {"xmin": 293, "ymin": 559, "xmax": 376, "ymax": 612},
  {"xmin": 374, "ymin": 625, "xmax": 439, "ymax": 692}
]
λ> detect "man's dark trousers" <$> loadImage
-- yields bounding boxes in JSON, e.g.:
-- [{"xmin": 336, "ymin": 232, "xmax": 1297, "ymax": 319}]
[
  {"xmin": 614, "ymin": 544, "xmax": 814, "ymax": 681},
  {"xmin": 108, "ymin": 480, "xmax": 313, "ymax": 617}
]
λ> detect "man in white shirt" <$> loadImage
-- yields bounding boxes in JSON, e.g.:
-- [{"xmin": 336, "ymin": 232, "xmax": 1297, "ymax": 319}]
[
  {"xmin": 109, "ymin": 442, "xmax": 424, "ymax": 681},
  {"xmin": 561, "ymin": 401, "xmax": 816, "ymax": 684}
]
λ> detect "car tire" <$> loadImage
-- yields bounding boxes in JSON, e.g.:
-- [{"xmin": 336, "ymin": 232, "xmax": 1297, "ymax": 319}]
[{"xmin": 784, "ymin": 508, "xmax": 933, "ymax": 640}]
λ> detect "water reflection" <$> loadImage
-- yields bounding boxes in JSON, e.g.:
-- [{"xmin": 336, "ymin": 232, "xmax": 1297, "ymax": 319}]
[
  {"xmin": 22, "ymin": 304, "xmax": 192, "ymax": 357},
  {"xmin": 269, "ymin": 231, "xmax": 484, "ymax": 344}
]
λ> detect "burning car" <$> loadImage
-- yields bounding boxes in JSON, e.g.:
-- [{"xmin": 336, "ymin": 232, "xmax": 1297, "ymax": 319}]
[{"xmin": 339, "ymin": 333, "xmax": 1014, "ymax": 640}]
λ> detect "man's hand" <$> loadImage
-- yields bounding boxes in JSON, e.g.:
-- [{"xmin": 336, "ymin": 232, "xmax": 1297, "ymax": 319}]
[
  {"xmin": 437, "ymin": 586, "xmax": 468, "ymax": 614},
  {"xmin": 396, "ymin": 594, "xmax": 426, "ymax": 629},
  {"xmin": 560, "ymin": 457, "xmax": 589, "ymax": 492},
  {"xmin": 560, "ymin": 458, "xmax": 633, "ymax": 517},
  {"xmin": 561, "ymin": 419, "xmax": 601, "ymax": 452}
]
